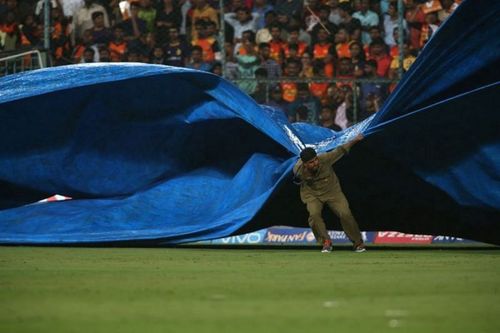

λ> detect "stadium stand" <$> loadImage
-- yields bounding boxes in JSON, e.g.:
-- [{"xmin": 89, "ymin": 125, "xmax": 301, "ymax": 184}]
[{"xmin": 0, "ymin": 0, "xmax": 460, "ymax": 129}]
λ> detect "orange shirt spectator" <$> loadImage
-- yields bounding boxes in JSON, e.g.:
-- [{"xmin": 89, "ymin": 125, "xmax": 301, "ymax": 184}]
[
  {"xmin": 336, "ymin": 42, "xmax": 351, "ymax": 58},
  {"xmin": 109, "ymin": 41, "xmax": 127, "ymax": 61},
  {"xmin": 368, "ymin": 38, "xmax": 392, "ymax": 77},
  {"xmin": 281, "ymin": 59, "xmax": 301, "ymax": 102},
  {"xmin": 191, "ymin": 0, "xmax": 219, "ymax": 40}
]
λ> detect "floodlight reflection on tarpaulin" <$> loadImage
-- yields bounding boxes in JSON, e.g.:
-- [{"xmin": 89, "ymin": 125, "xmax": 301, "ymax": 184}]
[{"xmin": 0, "ymin": 0, "xmax": 499, "ymax": 245}]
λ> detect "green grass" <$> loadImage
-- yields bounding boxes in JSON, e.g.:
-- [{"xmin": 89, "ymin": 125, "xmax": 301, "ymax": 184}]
[{"xmin": 1, "ymin": 247, "xmax": 499, "ymax": 333}]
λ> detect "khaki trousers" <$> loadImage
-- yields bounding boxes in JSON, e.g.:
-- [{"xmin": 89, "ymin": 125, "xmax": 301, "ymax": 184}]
[{"xmin": 306, "ymin": 192, "xmax": 363, "ymax": 245}]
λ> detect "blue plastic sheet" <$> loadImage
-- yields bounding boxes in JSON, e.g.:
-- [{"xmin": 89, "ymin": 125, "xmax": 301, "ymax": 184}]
[{"xmin": 0, "ymin": 0, "xmax": 498, "ymax": 245}]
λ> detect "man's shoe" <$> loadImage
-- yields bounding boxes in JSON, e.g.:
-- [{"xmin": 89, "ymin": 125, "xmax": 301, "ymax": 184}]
[
  {"xmin": 321, "ymin": 240, "xmax": 333, "ymax": 253},
  {"xmin": 354, "ymin": 243, "xmax": 366, "ymax": 253}
]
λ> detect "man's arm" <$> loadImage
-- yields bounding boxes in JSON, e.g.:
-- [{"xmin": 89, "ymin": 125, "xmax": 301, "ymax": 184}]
[
  {"xmin": 322, "ymin": 134, "xmax": 364, "ymax": 165},
  {"xmin": 292, "ymin": 159, "xmax": 304, "ymax": 185}
]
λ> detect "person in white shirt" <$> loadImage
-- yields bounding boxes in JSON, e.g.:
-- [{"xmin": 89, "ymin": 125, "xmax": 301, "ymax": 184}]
[
  {"xmin": 74, "ymin": 0, "xmax": 109, "ymax": 39},
  {"xmin": 224, "ymin": 6, "xmax": 260, "ymax": 43},
  {"xmin": 352, "ymin": 0, "xmax": 379, "ymax": 45}
]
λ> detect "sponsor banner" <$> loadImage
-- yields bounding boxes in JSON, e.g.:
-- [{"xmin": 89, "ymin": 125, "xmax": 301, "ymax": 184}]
[
  {"xmin": 208, "ymin": 230, "xmax": 267, "ymax": 245},
  {"xmin": 431, "ymin": 235, "xmax": 475, "ymax": 244},
  {"xmin": 264, "ymin": 227, "xmax": 312, "ymax": 244},
  {"xmin": 374, "ymin": 231, "xmax": 433, "ymax": 244},
  {"xmin": 264, "ymin": 228, "xmax": 371, "ymax": 244}
]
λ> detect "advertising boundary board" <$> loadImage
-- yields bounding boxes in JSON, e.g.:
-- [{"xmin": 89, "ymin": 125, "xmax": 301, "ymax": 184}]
[{"xmin": 198, "ymin": 227, "xmax": 482, "ymax": 246}]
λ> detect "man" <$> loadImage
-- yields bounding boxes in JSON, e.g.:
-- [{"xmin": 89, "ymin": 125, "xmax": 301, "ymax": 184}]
[
  {"xmin": 74, "ymin": 0, "xmax": 109, "ymax": 40},
  {"xmin": 293, "ymin": 135, "xmax": 366, "ymax": 253}
]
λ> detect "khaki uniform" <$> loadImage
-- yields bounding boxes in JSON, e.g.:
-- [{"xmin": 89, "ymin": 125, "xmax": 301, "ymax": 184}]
[{"xmin": 293, "ymin": 145, "xmax": 363, "ymax": 245}]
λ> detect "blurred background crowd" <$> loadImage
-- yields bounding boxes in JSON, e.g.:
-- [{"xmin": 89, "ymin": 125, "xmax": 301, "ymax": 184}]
[{"xmin": 0, "ymin": 0, "xmax": 461, "ymax": 129}]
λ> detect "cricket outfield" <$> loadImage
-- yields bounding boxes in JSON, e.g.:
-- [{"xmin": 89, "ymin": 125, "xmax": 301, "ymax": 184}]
[{"xmin": 1, "ymin": 246, "xmax": 499, "ymax": 333}]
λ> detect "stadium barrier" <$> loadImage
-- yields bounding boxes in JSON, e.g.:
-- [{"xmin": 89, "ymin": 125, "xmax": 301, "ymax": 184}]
[
  {"xmin": 199, "ymin": 227, "xmax": 479, "ymax": 246},
  {"xmin": 0, "ymin": 49, "xmax": 46, "ymax": 76}
]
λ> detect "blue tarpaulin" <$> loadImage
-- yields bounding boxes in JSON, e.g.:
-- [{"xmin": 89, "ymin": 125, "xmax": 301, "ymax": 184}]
[{"xmin": 0, "ymin": 0, "xmax": 498, "ymax": 245}]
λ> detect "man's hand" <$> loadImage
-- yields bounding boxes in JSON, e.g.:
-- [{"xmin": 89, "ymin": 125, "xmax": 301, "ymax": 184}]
[
  {"xmin": 344, "ymin": 133, "xmax": 364, "ymax": 150},
  {"xmin": 353, "ymin": 133, "xmax": 364, "ymax": 142}
]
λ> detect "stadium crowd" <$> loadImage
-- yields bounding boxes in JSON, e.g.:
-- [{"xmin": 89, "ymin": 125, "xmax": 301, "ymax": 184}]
[{"xmin": 0, "ymin": 0, "xmax": 460, "ymax": 128}]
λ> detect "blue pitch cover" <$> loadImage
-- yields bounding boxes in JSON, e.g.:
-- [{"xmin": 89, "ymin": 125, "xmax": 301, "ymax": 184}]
[{"xmin": 0, "ymin": 0, "xmax": 498, "ymax": 245}]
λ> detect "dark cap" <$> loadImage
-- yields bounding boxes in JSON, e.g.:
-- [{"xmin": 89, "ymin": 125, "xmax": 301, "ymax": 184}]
[{"xmin": 300, "ymin": 147, "xmax": 317, "ymax": 163}]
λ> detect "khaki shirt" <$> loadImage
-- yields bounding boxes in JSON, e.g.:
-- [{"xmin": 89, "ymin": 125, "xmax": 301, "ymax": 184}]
[{"xmin": 293, "ymin": 145, "xmax": 350, "ymax": 203}]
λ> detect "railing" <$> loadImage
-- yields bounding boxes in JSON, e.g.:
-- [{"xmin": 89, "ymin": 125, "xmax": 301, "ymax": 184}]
[
  {"xmin": 0, "ymin": 49, "xmax": 47, "ymax": 77},
  {"xmin": 232, "ymin": 77, "xmax": 399, "ymax": 125}
]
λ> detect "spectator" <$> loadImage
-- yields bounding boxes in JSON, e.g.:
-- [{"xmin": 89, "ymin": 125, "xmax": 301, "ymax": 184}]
[
  {"xmin": 438, "ymin": 0, "xmax": 459, "ymax": 22},
  {"xmin": 236, "ymin": 37, "xmax": 260, "ymax": 94},
  {"xmin": 388, "ymin": 26, "xmax": 404, "ymax": 58},
  {"xmin": 81, "ymin": 46, "xmax": 96, "ymax": 63},
  {"xmin": 250, "ymin": 67, "xmax": 269, "ymax": 104},
  {"xmin": 358, "ymin": 59, "xmax": 387, "ymax": 119},
  {"xmin": 120, "ymin": 2, "xmax": 147, "ymax": 41},
  {"xmin": 383, "ymin": 1, "xmax": 408, "ymax": 47},
  {"xmin": 367, "ymin": 37, "xmax": 392, "ymax": 77},
  {"xmin": 138, "ymin": 0, "xmax": 157, "ymax": 33},
  {"xmin": 320, "ymin": 104, "xmax": 342, "ymax": 131},
  {"xmin": 253, "ymin": 0, "xmax": 273, "ymax": 30},
  {"xmin": 280, "ymin": 58, "xmax": 301, "ymax": 102},
  {"xmin": 388, "ymin": 41, "xmax": 416, "ymax": 86},
  {"xmin": 274, "ymin": 0, "xmax": 303, "ymax": 18},
  {"xmin": 125, "ymin": 48, "xmax": 141, "ymax": 62},
  {"xmin": 311, "ymin": 26, "xmax": 336, "ymax": 77},
  {"xmin": 287, "ymin": 82, "xmax": 321, "ymax": 124},
  {"xmin": 334, "ymin": 26, "xmax": 352, "ymax": 59},
  {"xmin": 50, "ymin": 7, "xmax": 72, "ymax": 64},
  {"xmin": 0, "ymin": 11, "xmax": 20, "ymax": 50},
  {"xmin": 284, "ymin": 25, "xmax": 308, "ymax": 59},
  {"xmin": 337, "ymin": 2, "xmax": 362, "ymax": 38},
  {"xmin": 349, "ymin": 40, "xmax": 366, "ymax": 77},
  {"xmin": 210, "ymin": 61, "xmax": 222, "ymax": 75},
  {"xmin": 404, "ymin": 0, "xmax": 425, "ymax": 51},
  {"xmin": 72, "ymin": 29, "xmax": 99, "ymax": 63},
  {"xmin": 258, "ymin": 42, "xmax": 281, "ymax": 79},
  {"xmin": 264, "ymin": 85, "xmax": 289, "ymax": 115},
  {"xmin": 191, "ymin": 0, "xmax": 219, "ymax": 40},
  {"xmin": 234, "ymin": 29, "xmax": 256, "ymax": 56},
  {"xmin": 299, "ymin": 52, "xmax": 314, "ymax": 78},
  {"xmin": 224, "ymin": 6, "xmax": 260, "ymax": 43},
  {"xmin": 367, "ymin": 25, "xmax": 383, "ymax": 48},
  {"xmin": 268, "ymin": 24, "xmax": 285, "ymax": 64},
  {"xmin": 331, "ymin": 84, "xmax": 351, "ymax": 129},
  {"xmin": 289, "ymin": 17, "xmax": 312, "ymax": 47},
  {"xmin": 328, "ymin": 0, "xmax": 342, "ymax": 26},
  {"xmin": 90, "ymin": 11, "xmax": 113, "ymax": 46},
  {"xmin": 309, "ymin": 59, "xmax": 329, "ymax": 99},
  {"xmin": 150, "ymin": 45, "xmax": 166, "ymax": 64},
  {"xmin": 419, "ymin": 10, "xmax": 440, "ymax": 48},
  {"xmin": 74, "ymin": 0, "xmax": 110, "ymax": 40},
  {"xmin": 309, "ymin": 5, "xmax": 337, "ymax": 41},
  {"xmin": 108, "ymin": 25, "xmax": 128, "ymax": 62},
  {"xmin": 352, "ymin": 0, "xmax": 379, "ymax": 45},
  {"xmin": 192, "ymin": 20, "xmax": 220, "ymax": 63},
  {"xmin": 155, "ymin": 0, "xmax": 182, "ymax": 39},
  {"xmin": 222, "ymin": 41, "xmax": 240, "ymax": 80},
  {"xmin": 20, "ymin": 14, "xmax": 42, "ymax": 48},
  {"xmin": 294, "ymin": 105, "xmax": 310, "ymax": 122},
  {"xmin": 99, "ymin": 47, "xmax": 111, "ymax": 62},
  {"xmin": 186, "ymin": 44, "xmax": 211, "ymax": 71},
  {"xmin": 255, "ymin": 10, "xmax": 275, "ymax": 45},
  {"xmin": 336, "ymin": 57, "xmax": 354, "ymax": 85},
  {"xmin": 164, "ymin": 26, "xmax": 191, "ymax": 67}
]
